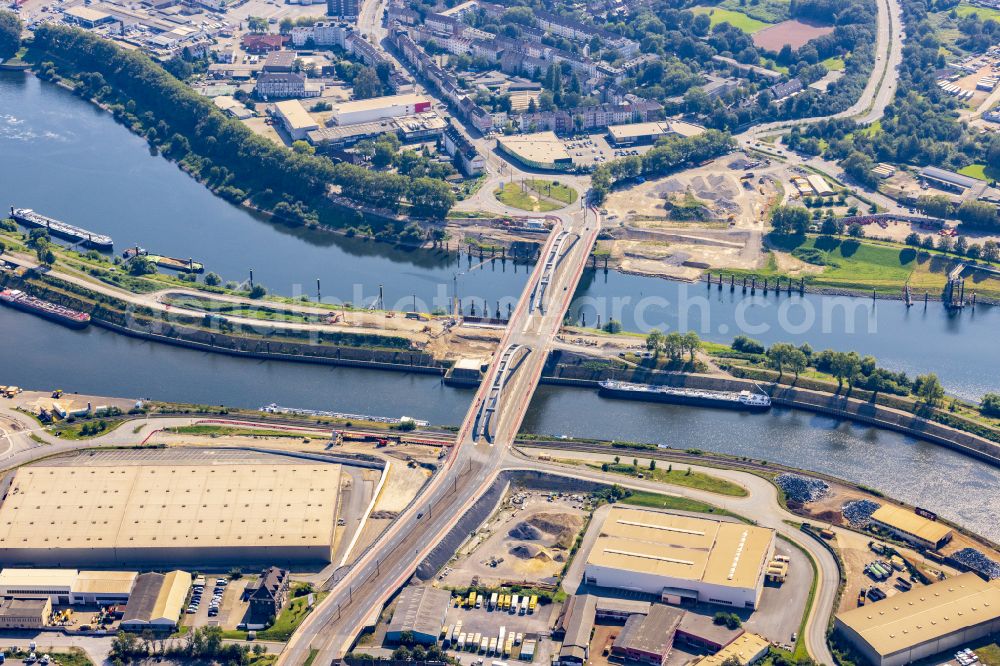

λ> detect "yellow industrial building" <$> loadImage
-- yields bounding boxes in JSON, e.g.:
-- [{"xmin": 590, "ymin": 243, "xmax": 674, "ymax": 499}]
[
  {"xmin": 835, "ymin": 573, "xmax": 1000, "ymax": 666},
  {"xmin": 0, "ymin": 462, "xmax": 342, "ymax": 566},
  {"xmin": 583, "ymin": 506, "xmax": 775, "ymax": 609},
  {"xmin": 868, "ymin": 506, "xmax": 953, "ymax": 551}
]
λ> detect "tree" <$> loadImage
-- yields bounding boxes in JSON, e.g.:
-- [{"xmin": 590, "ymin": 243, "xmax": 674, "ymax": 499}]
[
  {"xmin": 292, "ymin": 140, "xmax": 315, "ymax": 155},
  {"xmin": 904, "ymin": 232, "xmax": 921, "ymax": 246},
  {"xmin": 767, "ymin": 342, "xmax": 807, "ymax": 380},
  {"xmin": 0, "ymin": 9, "xmax": 23, "ymax": 60},
  {"xmin": 915, "ymin": 373, "xmax": 944, "ymax": 406},
  {"xmin": 127, "ymin": 255, "xmax": 156, "ymax": 276},
  {"xmin": 604, "ymin": 319, "xmax": 623, "ymax": 334},
  {"xmin": 204, "ymin": 272, "xmax": 222, "ymax": 286},
  {"xmin": 649, "ymin": 459, "xmax": 656, "ymax": 471},
  {"xmin": 957, "ymin": 200, "xmax": 998, "ymax": 229},
  {"xmin": 352, "ymin": 66, "xmax": 383, "ymax": 100},
  {"xmin": 847, "ymin": 222, "xmax": 865, "ymax": 238},
  {"xmin": 732, "ymin": 335, "xmax": 765, "ymax": 354},
  {"xmin": 771, "ymin": 206, "xmax": 811, "ymax": 235},
  {"xmin": 646, "ymin": 329, "xmax": 663, "ymax": 356},
  {"xmin": 249, "ymin": 284, "xmax": 267, "ymax": 299},
  {"xmin": 980, "ymin": 393, "xmax": 1000, "ymax": 417},
  {"xmin": 829, "ymin": 351, "xmax": 861, "ymax": 390},
  {"xmin": 247, "ymin": 16, "xmax": 268, "ymax": 33}
]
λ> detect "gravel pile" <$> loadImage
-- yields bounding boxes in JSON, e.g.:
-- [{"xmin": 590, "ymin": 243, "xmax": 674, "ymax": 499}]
[
  {"xmin": 509, "ymin": 523, "xmax": 543, "ymax": 540},
  {"xmin": 951, "ymin": 548, "xmax": 1000, "ymax": 580},
  {"xmin": 842, "ymin": 499, "xmax": 882, "ymax": 527},
  {"xmin": 775, "ymin": 473, "xmax": 830, "ymax": 503}
]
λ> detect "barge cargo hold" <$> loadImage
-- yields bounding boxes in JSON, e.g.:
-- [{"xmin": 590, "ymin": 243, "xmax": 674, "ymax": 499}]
[
  {"xmin": 598, "ymin": 380, "xmax": 771, "ymax": 411},
  {"xmin": 10, "ymin": 207, "xmax": 114, "ymax": 250},
  {"xmin": 123, "ymin": 247, "xmax": 204, "ymax": 272},
  {"xmin": 0, "ymin": 289, "xmax": 91, "ymax": 329}
]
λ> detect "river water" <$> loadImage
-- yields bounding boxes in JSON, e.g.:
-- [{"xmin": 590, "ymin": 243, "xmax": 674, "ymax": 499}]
[{"xmin": 2, "ymin": 71, "xmax": 999, "ymax": 542}]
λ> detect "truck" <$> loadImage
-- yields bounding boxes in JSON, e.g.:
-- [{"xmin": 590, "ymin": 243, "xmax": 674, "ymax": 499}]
[
  {"xmin": 488, "ymin": 638, "xmax": 498, "ymax": 655},
  {"xmin": 452, "ymin": 621, "xmax": 463, "ymax": 643},
  {"xmin": 508, "ymin": 594, "xmax": 518, "ymax": 612},
  {"xmin": 819, "ymin": 528, "xmax": 835, "ymax": 539},
  {"xmin": 518, "ymin": 599, "xmax": 526, "ymax": 615},
  {"xmin": 490, "ymin": 592, "xmax": 498, "ymax": 610},
  {"xmin": 498, "ymin": 627, "xmax": 506, "ymax": 653},
  {"xmin": 468, "ymin": 591, "xmax": 477, "ymax": 608},
  {"xmin": 480, "ymin": 637, "xmax": 489, "ymax": 654},
  {"xmin": 457, "ymin": 633, "xmax": 467, "ymax": 651},
  {"xmin": 473, "ymin": 633, "xmax": 482, "ymax": 651},
  {"xmin": 528, "ymin": 595, "xmax": 537, "ymax": 613}
]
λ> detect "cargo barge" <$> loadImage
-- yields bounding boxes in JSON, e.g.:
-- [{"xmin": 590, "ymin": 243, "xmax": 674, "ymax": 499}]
[
  {"xmin": 123, "ymin": 247, "xmax": 204, "ymax": 272},
  {"xmin": 10, "ymin": 207, "xmax": 113, "ymax": 250},
  {"xmin": 598, "ymin": 380, "xmax": 771, "ymax": 411},
  {"xmin": 0, "ymin": 288, "xmax": 91, "ymax": 329}
]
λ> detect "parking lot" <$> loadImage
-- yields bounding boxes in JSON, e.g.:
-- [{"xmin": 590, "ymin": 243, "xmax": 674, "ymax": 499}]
[
  {"xmin": 182, "ymin": 576, "xmax": 252, "ymax": 630},
  {"xmin": 441, "ymin": 599, "xmax": 558, "ymax": 665},
  {"xmin": 562, "ymin": 133, "xmax": 654, "ymax": 169}
]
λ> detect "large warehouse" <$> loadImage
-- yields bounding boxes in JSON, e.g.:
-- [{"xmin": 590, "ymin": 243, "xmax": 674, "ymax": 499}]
[
  {"xmin": 329, "ymin": 93, "xmax": 431, "ymax": 125},
  {"xmin": 834, "ymin": 573, "xmax": 1000, "ymax": 666},
  {"xmin": 497, "ymin": 131, "xmax": 574, "ymax": 171},
  {"xmin": 583, "ymin": 507, "xmax": 775, "ymax": 609},
  {"xmin": 0, "ymin": 461, "xmax": 342, "ymax": 566}
]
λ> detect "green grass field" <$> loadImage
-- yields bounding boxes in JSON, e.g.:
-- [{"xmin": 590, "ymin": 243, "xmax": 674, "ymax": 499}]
[
  {"xmin": 975, "ymin": 642, "xmax": 1000, "ymax": 666},
  {"xmin": 958, "ymin": 164, "xmax": 1000, "ymax": 182},
  {"xmin": 494, "ymin": 179, "xmax": 577, "ymax": 212},
  {"xmin": 622, "ymin": 490, "xmax": 740, "ymax": 518},
  {"xmin": 691, "ymin": 6, "xmax": 773, "ymax": 32},
  {"xmin": 719, "ymin": 0, "xmax": 790, "ymax": 22},
  {"xmin": 954, "ymin": 1, "xmax": 1000, "ymax": 20},
  {"xmin": 589, "ymin": 463, "xmax": 748, "ymax": 496},
  {"xmin": 821, "ymin": 56, "xmax": 845, "ymax": 71}
]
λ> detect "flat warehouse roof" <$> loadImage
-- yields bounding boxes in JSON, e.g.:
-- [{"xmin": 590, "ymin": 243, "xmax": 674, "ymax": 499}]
[
  {"xmin": 0, "ymin": 463, "xmax": 341, "ymax": 552},
  {"xmin": 274, "ymin": 100, "xmax": 318, "ymax": 130},
  {"xmin": 608, "ymin": 121, "xmax": 670, "ymax": 140},
  {"xmin": 333, "ymin": 94, "xmax": 429, "ymax": 114},
  {"xmin": 498, "ymin": 131, "xmax": 572, "ymax": 164},
  {"xmin": 0, "ymin": 569, "xmax": 78, "ymax": 589},
  {"xmin": 75, "ymin": 571, "xmax": 138, "ymax": 595},
  {"xmin": 836, "ymin": 573, "xmax": 1000, "ymax": 657},
  {"xmin": 587, "ymin": 507, "xmax": 774, "ymax": 589},
  {"xmin": 870, "ymin": 505, "xmax": 952, "ymax": 544}
]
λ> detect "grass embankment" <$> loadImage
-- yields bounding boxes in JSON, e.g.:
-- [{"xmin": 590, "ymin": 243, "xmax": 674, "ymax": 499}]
[
  {"xmin": 976, "ymin": 642, "xmax": 1000, "ymax": 666},
  {"xmin": 621, "ymin": 490, "xmax": 742, "ymax": 519},
  {"xmin": 587, "ymin": 462, "xmax": 747, "ymax": 497},
  {"xmin": 690, "ymin": 6, "xmax": 773, "ymax": 32},
  {"xmin": 494, "ymin": 180, "xmax": 578, "ymax": 212},
  {"xmin": 50, "ymin": 418, "xmax": 127, "ymax": 440},
  {"xmin": 164, "ymin": 425, "xmax": 323, "ymax": 439},
  {"xmin": 718, "ymin": 0, "xmax": 788, "ymax": 22},
  {"xmin": 727, "ymin": 234, "xmax": 1000, "ymax": 300}
]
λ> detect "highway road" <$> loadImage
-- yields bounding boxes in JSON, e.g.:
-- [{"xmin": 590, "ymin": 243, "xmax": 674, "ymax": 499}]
[{"xmin": 275, "ymin": 201, "xmax": 600, "ymax": 666}]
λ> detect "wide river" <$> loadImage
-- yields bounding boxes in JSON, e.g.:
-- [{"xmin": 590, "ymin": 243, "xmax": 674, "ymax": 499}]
[{"xmin": 2, "ymin": 72, "xmax": 999, "ymax": 542}]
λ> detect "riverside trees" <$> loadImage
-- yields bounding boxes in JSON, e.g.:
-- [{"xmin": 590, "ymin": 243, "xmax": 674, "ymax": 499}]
[
  {"xmin": 31, "ymin": 24, "xmax": 455, "ymax": 227},
  {"xmin": 0, "ymin": 9, "xmax": 20, "ymax": 61}
]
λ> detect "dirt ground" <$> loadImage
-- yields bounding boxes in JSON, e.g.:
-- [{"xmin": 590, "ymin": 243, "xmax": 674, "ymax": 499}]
[
  {"xmin": 438, "ymin": 491, "xmax": 588, "ymax": 588},
  {"xmin": 372, "ymin": 459, "xmax": 431, "ymax": 513},
  {"xmin": 752, "ymin": 20, "xmax": 834, "ymax": 51}
]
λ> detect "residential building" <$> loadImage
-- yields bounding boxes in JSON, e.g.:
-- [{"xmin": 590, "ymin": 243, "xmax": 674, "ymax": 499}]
[
  {"xmin": 441, "ymin": 122, "xmax": 484, "ymax": 176},
  {"xmin": 255, "ymin": 72, "xmax": 317, "ymax": 99},
  {"xmin": 326, "ymin": 0, "xmax": 358, "ymax": 19},
  {"xmin": 247, "ymin": 567, "xmax": 289, "ymax": 623},
  {"xmin": 241, "ymin": 33, "xmax": 288, "ymax": 54},
  {"xmin": 291, "ymin": 21, "xmax": 351, "ymax": 48}
]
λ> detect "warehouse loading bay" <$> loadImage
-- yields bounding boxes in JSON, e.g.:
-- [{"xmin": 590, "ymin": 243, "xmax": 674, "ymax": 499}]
[
  {"xmin": 0, "ymin": 447, "xmax": 383, "ymax": 633},
  {"xmin": 365, "ymin": 489, "xmax": 812, "ymax": 665}
]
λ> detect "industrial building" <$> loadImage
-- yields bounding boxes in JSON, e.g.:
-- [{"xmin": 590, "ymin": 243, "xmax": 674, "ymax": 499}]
[
  {"xmin": 263, "ymin": 50, "xmax": 297, "ymax": 73},
  {"xmin": 120, "ymin": 570, "xmax": 191, "ymax": 632},
  {"xmin": 583, "ymin": 507, "xmax": 775, "ymax": 609},
  {"xmin": 611, "ymin": 604, "xmax": 684, "ymax": 666},
  {"xmin": 274, "ymin": 100, "xmax": 320, "ymax": 141},
  {"xmin": 869, "ymin": 506, "xmax": 953, "ymax": 551},
  {"xmin": 918, "ymin": 166, "xmax": 979, "ymax": 192},
  {"xmin": 386, "ymin": 585, "xmax": 451, "ymax": 645},
  {"xmin": 308, "ymin": 113, "xmax": 444, "ymax": 148},
  {"xmin": 497, "ymin": 131, "xmax": 574, "ymax": 171},
  {"xmin": 0, "ymin": 597, "xmax": 51, "ymax": 629},
  {"xmin": 694, "ymin": 632, "xmax": 770, "ymax": 666},
  {"xmin": 62, "ymin": 6, "xmax": 116, "ymax": 27},
  {"xmin": 555, "ymin": 593, "xmax": 596, "ymax": 665},
  {"xmin": 607, "ymin": 120, "xmax": 705, "ymax": 146},
  {"xmin": 329, "ymin": 94, "xmax": 432, "ymax": 125},
  {"xmin": 834, "ymin": 573, "xmax": 1000, "ymax": 666},
  {"xmin": 0, "ymin": 462, "xmax": 342, "ymax": 566},
  {"xmin": 0, "ymin": 569, "xmax": 142, "ymax": 606}
]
